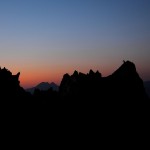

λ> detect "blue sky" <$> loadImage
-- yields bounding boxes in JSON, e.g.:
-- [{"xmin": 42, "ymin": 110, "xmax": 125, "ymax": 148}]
[{"xmin": 0, "ymin": 0, "xmax": 150, "ymax": 87}]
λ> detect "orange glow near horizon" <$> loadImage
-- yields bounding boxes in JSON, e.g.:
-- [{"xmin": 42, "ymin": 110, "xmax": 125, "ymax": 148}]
[
  {"xmin": 2, "ymin": 61, "xmax": 149, "ymax": 89},
  {"xmin": 17, "ymin": 63, "xmax": 124, "ymax": 88},
  {"xmin": 19, "ymin": 68, "xmax": 63, "ymax": 89},
  {"xmin": 0, "ymin": 0, "xmax": 150, "ymax": 89}
]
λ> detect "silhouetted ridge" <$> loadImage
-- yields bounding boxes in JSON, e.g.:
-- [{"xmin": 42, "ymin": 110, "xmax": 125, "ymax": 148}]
[
  {"xmin": 60, "ymin": 60, "xmax": 149, "ymax": 104},
  {"xmin": 26, "ymin": 82, "xmax": 59, "ymax": 94},
  {"xmin": 111, "ymin": 60, "xmax": 137, "ymax": 78},
  {"xmin": 72, "ymin": 70, "xmax": 78, "ymax": 77},
  {"xmin": 60, "ymin": 69, "xmax": 101, "ymax": 98},
  {"xmin": 1, "ymin": 62, "xmax": 149, "ymax": 140},
  {"xmin": 0, "ymin": 67, "xmax": 26, "ymax": 101},
  {"xmin": 108, "ymin": 61, "xmax": 147, "ymax": 101},
  {"xmin": 0, "ymin": 61, "xmax": 149, "ymax": 106}
]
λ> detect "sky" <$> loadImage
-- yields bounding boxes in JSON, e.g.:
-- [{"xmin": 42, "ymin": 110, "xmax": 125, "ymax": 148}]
[{"xmin": 0, "ymin": 0, "xmax": 150, "ymax": 88}]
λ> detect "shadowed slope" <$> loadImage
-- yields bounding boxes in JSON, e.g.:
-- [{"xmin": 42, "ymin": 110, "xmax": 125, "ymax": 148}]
[
  {"xmin": 0, "ymin": 61, "xmax": 149, "ymax": 143},
  {"xmin": 0, "ymin": 67, "xmax": 28, "ymax": 102},
  {"xmin": 59, "ymin": 61, "xmax": 149, "ymax": 103},
  {"xmin": 0, "ymin": 61, "xmax": 149, "ymax": 105}
]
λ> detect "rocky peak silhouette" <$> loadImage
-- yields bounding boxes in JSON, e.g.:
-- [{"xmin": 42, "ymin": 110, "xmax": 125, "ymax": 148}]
[
  {"xmin": 72, "ymin": 70, "xmax": 78, "ymax": 77},
  {"xmin": 0, "ymin": 61, "xmax": 149, "ymax": 105},
  {"xmin": 89, "ymin": 69, "xmax": 95, "ymax": 75},
  {"xmin": 59, "ymin": 61, "xmax": 149, "ymax": 102},
  {"xmin": 95, "ymin": 70, "xmax": 101, "ymax": 77},
  {"xmin": 0, "ymin": 67, "xmax": 25, "ymax": 100},
  {"xmin": 111, "ymin": 61, "xmax": 137, "ymax": 79}
]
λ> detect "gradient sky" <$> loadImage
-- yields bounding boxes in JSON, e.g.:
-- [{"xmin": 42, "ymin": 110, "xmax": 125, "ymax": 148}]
[{"xmin": 0, "ymin": 0, "xmax": 150, "ymax": 88}]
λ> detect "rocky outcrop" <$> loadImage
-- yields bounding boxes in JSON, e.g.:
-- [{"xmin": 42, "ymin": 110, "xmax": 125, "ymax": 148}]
[
  {"xmin": 59, "ymin": 61, "xmax": 149, "ymax": 103},
  {"xmin": 0, "ymin": 67, "xmax": 26, "ymax": 100},
  {"xmin": 0, "ymin": 61, "xmax": 149, "ymax": 106},
  {"xmin": 59, "ymin": 69, "xmax": 102, "ymax": 98}
]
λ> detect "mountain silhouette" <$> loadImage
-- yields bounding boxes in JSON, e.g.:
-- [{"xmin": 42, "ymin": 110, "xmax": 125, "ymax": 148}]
[
  {"xmin": 58, "ymin": 60, "xmax": 150, "ymax": 135},
  {"xmin": 1, "ymin": 61, "xmax": 149, "ymax": 143},
  {"xmin": 1, "ymin": 61, "xmax": 149, "ymax": 132},
  {"xmin": 0, "ymin": 60, "xmax": 149, "ymax": 106},
  {"xmin": 60, "ymin": 61, "xmax": 149, "ymax": 104},
  {"xmin": 26, "ymin": 82, "xmax": 59, "ymax": 94},
  {"xmin": 0, "ymin": 67, "xmax": 27, "ymax": 102}
]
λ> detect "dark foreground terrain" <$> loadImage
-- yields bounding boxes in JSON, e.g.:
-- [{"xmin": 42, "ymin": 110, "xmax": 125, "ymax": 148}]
[
  {"xmin": 1, "ymin": 60, "xmax": 149, "ymax": 102},
  {"xmin": 0, "ymin": 61, "xmax": 149, "ymax": 142}
]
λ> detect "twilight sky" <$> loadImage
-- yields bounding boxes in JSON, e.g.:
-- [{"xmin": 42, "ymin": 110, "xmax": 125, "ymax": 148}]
[{"xmin": 0, "ymin": 0, "xmax": 150, "ymax": 88}]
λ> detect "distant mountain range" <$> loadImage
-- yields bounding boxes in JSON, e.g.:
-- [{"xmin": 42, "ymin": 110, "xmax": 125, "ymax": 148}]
[
  {"xmin": 144, "ymin": 81, "xmax": 150, "ymax": 98},
  {"xmin": 25, "ymin": 80, "xmax": 150, "ymax": 97},
  {"xmin": 0, "ymin": 60, "xmax": 149, "ymax": 103},
  {"xmin": 26, "ymin": 82, "xmax": 59, "ymax": 94}
]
